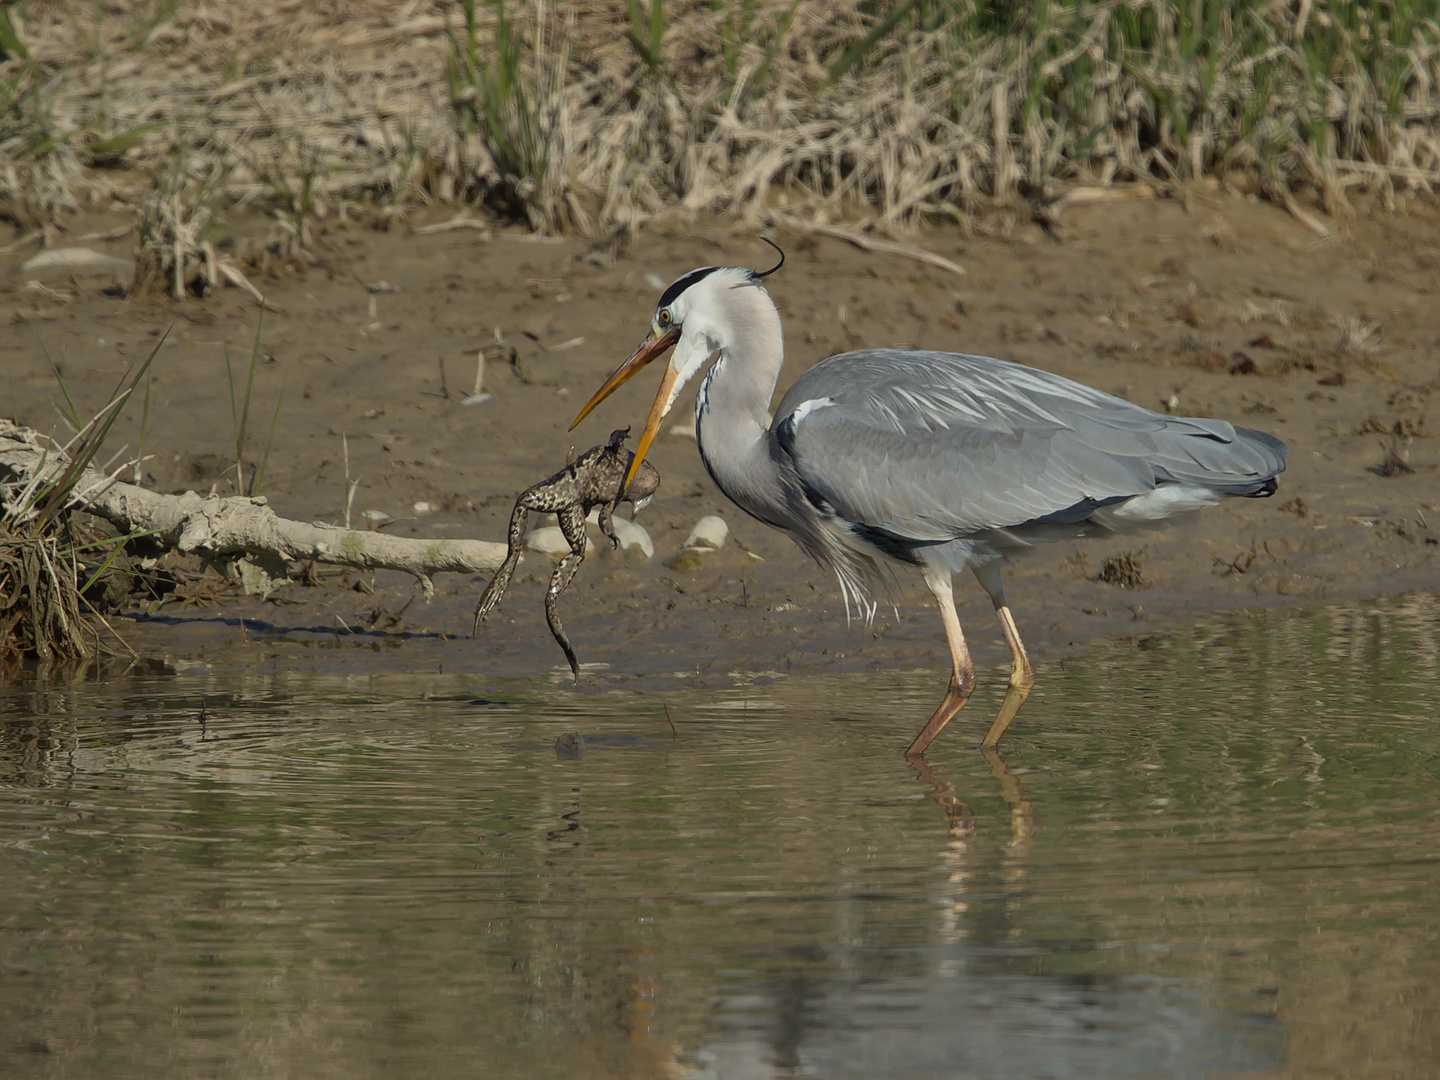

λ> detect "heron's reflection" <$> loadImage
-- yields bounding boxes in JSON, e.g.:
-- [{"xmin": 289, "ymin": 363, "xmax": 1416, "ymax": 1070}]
[
  {"xmin": 907, "ymin": 745, "xmax": 1032, "ymax": 845},
  {"xmin": 907, "ymin": 744, "xmax": 1034, "ymax": 949}
]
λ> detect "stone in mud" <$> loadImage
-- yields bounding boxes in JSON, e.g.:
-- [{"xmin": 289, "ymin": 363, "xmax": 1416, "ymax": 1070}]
[{"xmin": 684, "ymin": 515, "xmax": 728, "ymax": 552}]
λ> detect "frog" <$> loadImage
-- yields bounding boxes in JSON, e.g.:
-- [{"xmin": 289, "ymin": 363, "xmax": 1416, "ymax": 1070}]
[{"xmin": 472, "ymin": 427, "xmax": 661, "ymax": 678}]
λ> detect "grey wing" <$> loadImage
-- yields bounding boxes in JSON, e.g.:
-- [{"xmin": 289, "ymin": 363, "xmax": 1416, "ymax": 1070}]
[{"xmin": 771, "ymin": 350, "xmax": 1286, "ymax": 541}]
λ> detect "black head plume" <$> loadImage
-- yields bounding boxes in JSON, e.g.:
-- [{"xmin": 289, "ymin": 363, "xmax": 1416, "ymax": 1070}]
[{"xmin": 754, "ymin": 236, "xmax": 785, "ymax": 279}]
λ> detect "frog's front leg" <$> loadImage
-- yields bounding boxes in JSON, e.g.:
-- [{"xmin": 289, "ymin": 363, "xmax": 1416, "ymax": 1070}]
[{"xmin": 596, "ymin": 499, "xmax": 621, "ymax": 549}]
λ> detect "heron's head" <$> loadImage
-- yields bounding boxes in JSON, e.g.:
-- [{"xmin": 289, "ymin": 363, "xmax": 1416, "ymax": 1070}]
[{"xmin": 570, "ymin": 240, "xmax": 784, "ymax": 489}]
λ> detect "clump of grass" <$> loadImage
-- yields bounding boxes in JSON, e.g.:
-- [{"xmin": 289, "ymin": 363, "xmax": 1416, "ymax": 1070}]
[
  {"xmin": 242, "ymin": 135, "xmax": 327, "ymax": 261},
  {"xmin": 0, "ymin": 5, "xmax": 161, "ymax": 224},
  {"xmin": 1098, "ymin": 549, "xmax": 1149, "ymax": 589},
  {"xmin": 130, "ymin": 149, "xmax": 264, "ymax": 303},
  {"xmin": 0, "ymin": 336, "xmax": 164, "ymax": 664},
  {"xmin": 444, "ymin": 0, "xmax": 573, "ymax": 229},
  {"xmin": 1376, "ymin": 435, "xmax": 1415, "ymax": 477}
]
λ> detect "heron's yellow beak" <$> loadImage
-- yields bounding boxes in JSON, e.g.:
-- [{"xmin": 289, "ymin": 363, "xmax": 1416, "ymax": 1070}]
[{"xmin": 569, "ymin": 323, "xmax": 681, "ymax": 490}]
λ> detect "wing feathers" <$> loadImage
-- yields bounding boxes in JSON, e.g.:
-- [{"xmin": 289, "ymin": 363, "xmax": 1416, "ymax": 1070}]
[{"xmin": 772, "ymin": 350, "xmax": 1286, "ymax": 539}]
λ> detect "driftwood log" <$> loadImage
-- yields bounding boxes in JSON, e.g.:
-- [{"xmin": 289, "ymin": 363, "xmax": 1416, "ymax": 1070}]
[{"xmin": 0, "ymin": 419, "xmax": 506, "ymax": 596}]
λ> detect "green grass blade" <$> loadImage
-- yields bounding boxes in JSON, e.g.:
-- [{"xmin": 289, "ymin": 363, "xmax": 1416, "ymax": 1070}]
[
  {"xmin": 250, "ymin": 376, "xmax": 286, "ymax": 497},
  {"xmin": 41, "ymin": 343, "xmax": 81, "ymax": 432},
  {"xmin": 0, "ymin": 6, "xmax": 28, "ymax": 60},
  {"xmin": 827, "ymin": 0, "xmax": 922, "ymax": 85},
  {"xmin": 31, "ymin": 327, "xmax": 169, "ymax": 531}
]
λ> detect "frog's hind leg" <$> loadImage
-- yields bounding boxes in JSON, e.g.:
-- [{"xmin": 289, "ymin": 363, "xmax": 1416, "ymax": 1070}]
[
  {"xmin": 546, "ymin": 505, "xmax": 590, "ymax": 679},
  {"xmin": 546, "ymin": 551, "xmax": 584, "ymax": 680},
  {"xmin": 473, "ymin": 503, "xmax": 528, "ymax": 636}
]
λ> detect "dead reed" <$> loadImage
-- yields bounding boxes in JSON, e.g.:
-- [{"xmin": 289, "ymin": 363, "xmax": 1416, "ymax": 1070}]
[{"xmin": 1, "ymin": 0, "xmax": 1438, "ymax": 235}]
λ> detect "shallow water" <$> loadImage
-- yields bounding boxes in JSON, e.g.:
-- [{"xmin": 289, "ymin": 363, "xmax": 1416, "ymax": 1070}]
[{"xmin": 1, "ymin": 595, "xmax": 1437, "ymax": 1079}]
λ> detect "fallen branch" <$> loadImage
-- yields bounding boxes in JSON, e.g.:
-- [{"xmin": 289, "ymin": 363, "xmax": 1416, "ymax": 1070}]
[{"xmin": 1, "ymin": 420, "xmax": 506, "ymax": 597}]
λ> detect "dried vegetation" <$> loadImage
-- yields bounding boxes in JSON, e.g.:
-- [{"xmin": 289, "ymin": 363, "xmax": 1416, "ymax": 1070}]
[
  {"xmin": 0, "ymin": 344, "xmax": 158, "ymax": 665},
  {"xmin": 1098, "ymin": 549, "xmax": 1149, "ymax": 589},
  {"xmin": 1, "ymin": 0, "xmax": 1438, "ymax": 239}
]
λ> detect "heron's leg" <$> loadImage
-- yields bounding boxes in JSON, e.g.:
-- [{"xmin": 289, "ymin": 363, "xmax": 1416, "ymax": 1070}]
[
  {"xmin": 473, "ymin": 503, "xmax": 528, "ymax": 636},
  {"xmin": 972, "ymin": 563, "xmax": 1035, "ymax": 749},
  {"xmin": 905, "ymin": 566, "xmax": 976, "ymax": 757}
]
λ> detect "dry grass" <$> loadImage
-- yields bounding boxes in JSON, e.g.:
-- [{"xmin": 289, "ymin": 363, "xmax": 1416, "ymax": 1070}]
[
  {"xmin": 0, "ymin": 530, "xmax": 91, "ymax": 663},
  {"xmin": 2, "ymin": 0, "xmax": 1439, "ymax": 237},
  {"xmin": 129, "ymin": 150, "xmax": 266, "ymax": 302},
  {"xmin": 1376, "ymin": 435, "xmax": 1416, "ymax": 476},
  {"xmin": 0, "ymin": 340, "xmax": 159, "ymax": 664}
]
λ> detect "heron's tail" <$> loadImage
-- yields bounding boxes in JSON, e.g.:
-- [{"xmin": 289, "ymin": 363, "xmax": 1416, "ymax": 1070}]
[
  {"xmin": 1150, "ymin": 421, "xmax": 1288, "ymax": 496},
  {"xmin": 1229, "ymin": 427, "xmax": 1287, "ymax": 497}
]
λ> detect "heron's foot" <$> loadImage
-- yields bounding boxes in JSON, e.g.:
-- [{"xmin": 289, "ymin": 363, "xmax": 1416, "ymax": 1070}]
[{"xmin": 904, "ymin": 672, "xmax": 974, "ymax": 758}]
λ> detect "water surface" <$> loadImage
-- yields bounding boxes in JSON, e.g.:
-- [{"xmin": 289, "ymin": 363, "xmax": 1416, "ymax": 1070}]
[{"xmin": 1, "ymin": 596, "xmax": 1437, "ymax": 1078}]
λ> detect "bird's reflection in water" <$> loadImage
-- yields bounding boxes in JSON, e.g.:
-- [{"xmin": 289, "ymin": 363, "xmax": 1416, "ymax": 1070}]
[
  {"xmin": 907, "ymin": 746, "xmax": 1032, "ymax": 952},
  {"xmin": 691, "ymin": 747, "xmax": 1280, "ymax": 1080}
]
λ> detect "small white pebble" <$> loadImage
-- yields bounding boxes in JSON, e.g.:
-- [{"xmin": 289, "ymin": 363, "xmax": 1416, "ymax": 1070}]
[
  {"xmin": 361, "ymin": 509, "xmax": 391, "ymax": 526},
  {"xmin": 527, "ymin": 526, "xmax": 593, "ymax": 556},
  {"xmin": 644, "ymin": 272, "xmax": 667, "ymax": 291},
  {"xmin": 21, "ymin": 248, "xmax": 130, "ymax": 273},
  {"xmin": 684, "ymin": 515, "xmax": 728, "ymax": 552},
  {"xmin": 461, "ymin": 392, "xmax": 492, "ymax": 406},
  {"xmin": 584, "ymin": 509, "xmax": 653, "ymax": 559},
  {"xmin": 412, "ymin": 501, "xmax": 434, "ymax": 515}
]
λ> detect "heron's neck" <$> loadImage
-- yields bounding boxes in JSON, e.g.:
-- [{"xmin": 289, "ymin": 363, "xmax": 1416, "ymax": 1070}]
[{"xmin": 694, "ymin": 288, "xmax": 788, "ymax": 523}]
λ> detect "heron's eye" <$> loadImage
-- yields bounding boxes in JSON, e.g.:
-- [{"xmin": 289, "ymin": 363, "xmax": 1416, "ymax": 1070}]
[{"xmin": 657, "ymin": 308, "xmax": 672, "ymax": 327}]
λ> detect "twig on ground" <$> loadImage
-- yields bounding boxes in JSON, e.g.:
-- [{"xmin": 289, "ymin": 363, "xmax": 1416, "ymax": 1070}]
[{"xmin": 413, "ymin": 212, "xmax": 494, "ymax": 236}]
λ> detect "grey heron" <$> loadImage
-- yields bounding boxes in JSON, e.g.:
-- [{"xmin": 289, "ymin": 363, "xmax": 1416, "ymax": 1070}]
[{"xmin": 571, "ymin": 245, "xmax": 1287, "ymax": 754}]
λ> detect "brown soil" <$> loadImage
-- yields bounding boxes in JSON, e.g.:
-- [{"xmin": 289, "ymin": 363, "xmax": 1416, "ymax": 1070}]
[{"xmin": 3, "ymin": 190, "xmax": 1438, "ymax": 696}]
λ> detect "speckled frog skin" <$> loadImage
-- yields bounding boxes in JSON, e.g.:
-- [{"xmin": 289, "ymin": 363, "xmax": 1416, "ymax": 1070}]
[{"xmin": 472, "ymin": 427, "xmax": 660, "ymax": 678}]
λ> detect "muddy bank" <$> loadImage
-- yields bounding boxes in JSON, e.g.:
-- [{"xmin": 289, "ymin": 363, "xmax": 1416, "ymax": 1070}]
[{"xmin": 3, "ymin": 190, "xmax": 1437, "ymax": 691}]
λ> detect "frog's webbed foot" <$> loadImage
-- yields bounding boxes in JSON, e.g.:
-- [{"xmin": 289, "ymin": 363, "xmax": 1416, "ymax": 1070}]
[{"xmin": 473, "ymin": 559, "xmax": 517, "ymax": 636}]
